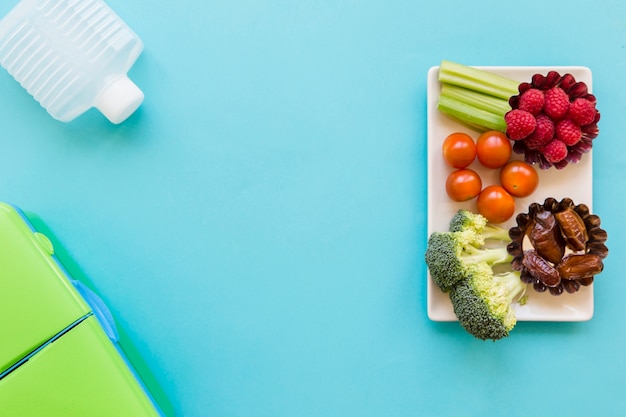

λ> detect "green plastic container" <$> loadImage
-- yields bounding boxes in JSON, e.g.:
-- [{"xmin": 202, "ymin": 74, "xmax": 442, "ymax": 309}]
[{"xmin": 0, "ymin": 203, "xmax": 163, "ymax": 416}]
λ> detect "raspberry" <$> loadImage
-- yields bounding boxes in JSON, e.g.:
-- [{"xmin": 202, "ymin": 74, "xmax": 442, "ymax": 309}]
[
  {"xmin": 505, "ymin": 109, "xmax": 537, "ymax": 140},
  {"xmin": 543, "ymin": 87, "xmax": 570, "ymax": 119},
  {"xmin": 542, "ymin": 139, "xmax": 568, "ymax": 163},
  {"xmin": 555, "ymin": 119, "xmax": 582, "ymax": 146},
  {"xmin": 524, "ymin": 114, "xmax": 554, "ymax": 150},
  {"xmin": 518, "ymin": 88, "xmax": 544, "ymax": 115},
  {"xmin": 508, "ymin": 71, "xmax": 599, "ymax": 169},
  {"xmin": 569, "ymin": 98, "xmax": 596, "ymax": 126}
]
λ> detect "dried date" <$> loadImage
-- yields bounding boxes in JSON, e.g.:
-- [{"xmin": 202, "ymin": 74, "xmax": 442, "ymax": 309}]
[
  {"xmin": 522, "ymin": 250, "xmax": 561, "ymax": 287},
  {"xmin": 555, "ymin": 207, "xmax": 588, "ymax": 251},
  {"xmin": 528, "ymin": 209, "xmax": 566, "ymax": 264},
  {"xmin": 557, "ymin": 254, "xmax": 604, "ymax": 280}
]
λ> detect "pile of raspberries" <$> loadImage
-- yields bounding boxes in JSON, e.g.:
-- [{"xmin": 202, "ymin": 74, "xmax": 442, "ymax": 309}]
[{"xmin": 504, "ymin": 72, "xmax": 600, "ymax": 169}]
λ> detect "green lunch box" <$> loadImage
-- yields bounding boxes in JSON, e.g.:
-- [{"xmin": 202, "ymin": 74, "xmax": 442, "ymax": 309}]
[{"xmin": 0, "ymin": 203, "xmax": 164, "ymax": 416}]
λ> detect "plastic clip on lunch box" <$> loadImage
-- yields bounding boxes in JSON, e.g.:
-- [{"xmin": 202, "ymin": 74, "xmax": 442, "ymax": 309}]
[{"xmin": 0, "ymin": 203, "xmax": 163, "ymax": 416}]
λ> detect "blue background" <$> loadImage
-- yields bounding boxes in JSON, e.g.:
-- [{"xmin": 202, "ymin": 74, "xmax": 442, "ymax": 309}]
[{"xmin": 1, "ymin": 0, "xmax": 625, "ymax": 416}]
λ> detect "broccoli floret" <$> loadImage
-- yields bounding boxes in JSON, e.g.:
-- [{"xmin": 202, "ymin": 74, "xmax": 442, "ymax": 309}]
[
  {"xmin": 426, "ymin": 210, "xmax": 529, "ymax": 341},
  {"xmin": 425, "ymin": 231, "xmax": 512, "ymax": 292},
  {"xmin": 449, "ymin": 270, "xmax": 527, "ymax": 341},
  {"xmin": 449, "ymin": 209, "xmax": 511, "ymax": 246}
]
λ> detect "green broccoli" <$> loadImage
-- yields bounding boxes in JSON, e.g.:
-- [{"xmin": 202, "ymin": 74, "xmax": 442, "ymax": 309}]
[
  {"xmin": 448, "ymin": 209, "xmax": 511, "ymax": 246},
  {"xmin": 449, "ymin": 269, "xmax": 527, "ymax": 341},
  {"xmin": 425, "ymin": 209, "xmax": 529, "ymax": 341},
  {"xmin": 424, "ymin": 230, "xmax": 512, "ymax": 292}
]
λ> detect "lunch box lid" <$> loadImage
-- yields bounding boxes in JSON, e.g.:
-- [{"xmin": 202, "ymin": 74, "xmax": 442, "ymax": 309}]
[
  {"xmin": 0, "ymin": 203, "xmax": 91, "ymax": 374},
  {"xmin": 0, "ymin": 315, "xmax": 160, "ymax": 416}
]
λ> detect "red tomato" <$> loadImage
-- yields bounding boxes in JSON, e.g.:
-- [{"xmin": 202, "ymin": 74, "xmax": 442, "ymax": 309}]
[
  {"xmin": 476, "ymin": 185, "xmax": 515, "ymax": 224},
  {"xmin": 476, "ymin": 131, "xmax": 512, "ymax": 169},
  {"xmin": 499, "ymin": 161, "xmax": 539, "ymax": 198},
  {"xmin": 442, "ymin": 132, "xmax": 477, "ymax": 168},
  {"xmin": 445, "ymin": 169, "xmax": 482, "ymax": 202}
]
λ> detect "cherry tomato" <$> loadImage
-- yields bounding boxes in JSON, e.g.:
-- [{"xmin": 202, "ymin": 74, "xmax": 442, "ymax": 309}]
[
  {"xmin": 476, "ymin": 131, "xmax": 512, "ymax": 169},
  {"xmin": 442, "ymin": 132, "xmax": 476, "ymax": 168},
  {"xmin": 476, "ymin": 185, "xmax": 515, "ymax": 224},
  {"xmin": 445, "ymin": 169, "xmax": 482, "ymax": 202},
  {"xmin": 499, "ymin": 160, "xmax": 539, "ymax": 198}
]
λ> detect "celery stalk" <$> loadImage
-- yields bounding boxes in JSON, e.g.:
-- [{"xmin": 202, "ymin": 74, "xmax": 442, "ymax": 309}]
[
  {"xmin": 436, "ymin": 60, "xmax": 521, "ymax": 132},
  {"xmin": 440, "ymin": 84, "xmax": 511, "ymax": 116},
  {"xmin": 437, "ymin": 94, "xmax": 508, "ymax": 132},
  {"xmin": 438, "ymin": 60, "xmax": 520, "ymax": 100}
]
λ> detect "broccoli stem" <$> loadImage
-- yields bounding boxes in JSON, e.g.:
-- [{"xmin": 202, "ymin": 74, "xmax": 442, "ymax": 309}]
[
  {"xmin": 463, "ymin": 245, "xmax": 512, "ymax": 267},
  {"xmin": 437, "ymin": 60, "xmax": 520, "ymax": 132},
  {"xmin": 481, "ymin": 271, "xmax": 527, "ymax": 333},
  {"xmin": 492, "ymin": 271, "xmax": 528, "ymax": 306},
  {"xmin": 481, "ymin": 224, "xmax": 511, "ymax": 242}
]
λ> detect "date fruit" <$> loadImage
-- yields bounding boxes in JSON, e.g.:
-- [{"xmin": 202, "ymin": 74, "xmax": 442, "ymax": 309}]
[
  {"xmin": 557, "ymin": 254, "xmax": 604, "ymax": 280},
  {"xmin": 507, "ymin": 197, "xmax": 609, "ymax": 296},
  {"xmin": 528, "ymin": 209, "xmax": 566, "ymax": 264},
  {"xmin": 555, "ymin": 208, "xmax": 588, "ymax": 251},
  {"xmin": 522, "ymin": 250, "xmax": 561, "ymax": 287}
]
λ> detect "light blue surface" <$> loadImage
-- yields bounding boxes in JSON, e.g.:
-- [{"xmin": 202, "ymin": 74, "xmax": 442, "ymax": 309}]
[{"xmin": 1, "ymin": 0, "xmax": 625, "ymax": 416}]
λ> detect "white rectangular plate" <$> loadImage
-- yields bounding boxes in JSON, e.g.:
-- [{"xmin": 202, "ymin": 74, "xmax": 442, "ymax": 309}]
[{"xmin": 426, "ymin": 65, "xmax": 594, "ymax": 322}]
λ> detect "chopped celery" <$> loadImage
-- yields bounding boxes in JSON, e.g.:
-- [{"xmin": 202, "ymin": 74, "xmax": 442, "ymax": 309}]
[
  {"xmin": 436, "ymin": 60, "xmax": 520, "ymax": 132},
  {"xmin": 438, "ymin": 60, "xmax": 519, "ymax": 100},
  {"xmin": 440, "ymin": 84, "xmax": 511, "ymax": 116},
  {"xmin": 438, "ymin": 94, "xmax": 507, "ymax": 132}
]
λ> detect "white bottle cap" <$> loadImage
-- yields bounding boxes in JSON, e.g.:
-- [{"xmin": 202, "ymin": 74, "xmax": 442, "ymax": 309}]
[{"xmin": 94, "ymin": 75, "xmax": 144, "ymax": 124}]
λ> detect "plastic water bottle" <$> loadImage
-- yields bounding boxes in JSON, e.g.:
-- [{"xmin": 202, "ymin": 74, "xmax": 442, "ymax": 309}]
[{"xmin": 0, "ymin": 0, "xmax": 144, "ymax": 124}]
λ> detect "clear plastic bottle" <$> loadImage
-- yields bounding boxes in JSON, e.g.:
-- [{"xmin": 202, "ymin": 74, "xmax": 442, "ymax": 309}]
[{"xmin": 0, "ymin": 0, "xmax": 144, "ymax": 124}]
